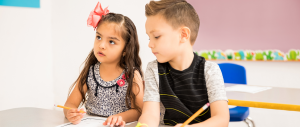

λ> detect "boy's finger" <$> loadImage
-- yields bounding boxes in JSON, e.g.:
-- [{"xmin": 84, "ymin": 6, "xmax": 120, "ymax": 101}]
[{"xmin": 110, "ymin": 117, "xmax": 118, "ymax": 127}]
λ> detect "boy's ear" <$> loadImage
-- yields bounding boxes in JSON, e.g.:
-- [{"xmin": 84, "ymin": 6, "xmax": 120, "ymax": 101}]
[{"xmin": 180, "ymin": 27, "xmax": 191, "ymax": 43}]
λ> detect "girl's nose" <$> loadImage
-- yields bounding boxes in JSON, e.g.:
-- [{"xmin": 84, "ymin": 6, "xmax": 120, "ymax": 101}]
[{"xmin": 99, "ymin": 41, "xmax": 106, "ymax": 49}]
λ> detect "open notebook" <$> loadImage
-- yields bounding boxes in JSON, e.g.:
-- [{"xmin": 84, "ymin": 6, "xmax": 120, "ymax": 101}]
[{"xmin": 56, "ymin": 117, "xmax": 135, "ymax": 127}]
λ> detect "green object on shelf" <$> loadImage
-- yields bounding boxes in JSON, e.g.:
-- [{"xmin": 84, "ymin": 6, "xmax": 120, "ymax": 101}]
[
  {"xmin": 200, "ymin": 52, "xmax": 209, "ymax": 59},
  {"xmin": 255, "ymin": 52, "xmax": 264, "ymax": 60},
  {"xmin": 287, "ymin": 50, "xmax": 299, "ymax": 60},
  {"xmin": 234, "ymin": 52, "xmax": 241, "ymax": 60},
  {"xmin": 208, "ymin": 51, "xmax": 217, "ymax": 60},
  {"xmin": 246, "ymin": 52, "xmax": 253, "ymax": 60},
  {"xmin": 227, "ymin": 54, "xmax": 233, "ymax": 60},
  {"xmin": 263, "ymin": 51, "xmax": 274, "ymax": 60}
]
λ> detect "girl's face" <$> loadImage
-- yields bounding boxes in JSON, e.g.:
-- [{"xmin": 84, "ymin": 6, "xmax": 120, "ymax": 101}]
[{"xmin": 94, "ymin": 22, "xmax": 125, "ymax": 64}]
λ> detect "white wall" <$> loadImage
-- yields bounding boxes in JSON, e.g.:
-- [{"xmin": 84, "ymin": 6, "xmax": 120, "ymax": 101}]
[{"xmin": 0, "ymin": 0, "xmax": 54, "ymax": 111}]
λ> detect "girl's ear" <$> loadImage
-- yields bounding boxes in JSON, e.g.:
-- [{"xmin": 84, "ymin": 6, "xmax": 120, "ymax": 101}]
[
  {"xmin": 123, "ymin": 52, "xmax": 126, "ymax": 57},
  {"xmin": 180, "ymin": 27, "xmax": 191, "ymax": 44}
]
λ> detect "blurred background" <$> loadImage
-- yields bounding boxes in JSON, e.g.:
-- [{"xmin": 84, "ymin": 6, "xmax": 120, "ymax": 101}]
[{"xmin": 0, "ymin": 0, "xmax": 299, "ymax": 127}]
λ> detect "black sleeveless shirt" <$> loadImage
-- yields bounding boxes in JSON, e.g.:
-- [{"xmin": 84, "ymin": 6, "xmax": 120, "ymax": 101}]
[{"xmin": 158, "ymin": 53, "xmax": 211, "ymax": 125}]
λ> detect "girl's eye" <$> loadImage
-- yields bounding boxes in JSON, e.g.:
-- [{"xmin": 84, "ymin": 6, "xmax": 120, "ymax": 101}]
[
  {"xmin": 109, "ymin": 41, "xmax": 115, "ymax": 45},
  {"xmin": 96, "ymin": 36, "xmax": 101, "ymax": 40},
  {"xmin": 155, "ymin": 36, "xmax": 160, "ymax": 39}
]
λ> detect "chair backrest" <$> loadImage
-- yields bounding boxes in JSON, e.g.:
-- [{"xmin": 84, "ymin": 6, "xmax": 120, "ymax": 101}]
[{"xmin": 218, "ymin": 63, "xmax": 247, "ymax": 84}]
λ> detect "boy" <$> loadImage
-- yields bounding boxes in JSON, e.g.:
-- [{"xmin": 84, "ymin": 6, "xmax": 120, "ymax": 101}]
[{"xmin": 138, "ymin": 0, "xmax": 229, "ymax": 127}]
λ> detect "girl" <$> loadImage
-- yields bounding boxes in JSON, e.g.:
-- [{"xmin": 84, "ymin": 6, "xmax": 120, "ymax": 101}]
[{"xmin": 63, "ymin": 2, "xmax": 144, "ymax": 127}]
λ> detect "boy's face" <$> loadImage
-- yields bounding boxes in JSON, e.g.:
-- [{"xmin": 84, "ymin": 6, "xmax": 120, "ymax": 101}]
[{"xmin": 145, "ymin": 15, "xmax": 182, "ymax": 63}]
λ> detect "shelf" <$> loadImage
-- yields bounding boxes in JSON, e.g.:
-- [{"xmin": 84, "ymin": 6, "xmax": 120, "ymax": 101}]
[{"xmin": 207, "ymin": 59, "xmax": 300, "ymax": 62}]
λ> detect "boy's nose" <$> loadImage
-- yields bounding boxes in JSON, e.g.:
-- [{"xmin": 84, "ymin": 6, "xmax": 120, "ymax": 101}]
[{"xmin": 148, "ymin": 41, "xmax": 154, "ymax": 48}]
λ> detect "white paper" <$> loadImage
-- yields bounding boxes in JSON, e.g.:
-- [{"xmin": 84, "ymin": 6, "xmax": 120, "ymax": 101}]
[
  {"xmin": 225, "ymin": 85, "xmax": 272, "ymax": 94},
  {"xmin": 56, "ymin": 117, "xmax": 135, "ymax": 127}
]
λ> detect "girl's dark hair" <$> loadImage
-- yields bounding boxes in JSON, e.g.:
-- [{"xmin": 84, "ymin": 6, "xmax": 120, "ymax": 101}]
[{"xmin": 68, "ymin": 13, "xmax": 143, "ymax": 113}]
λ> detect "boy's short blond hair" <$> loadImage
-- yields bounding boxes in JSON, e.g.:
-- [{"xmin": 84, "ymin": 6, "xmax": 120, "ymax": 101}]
[{"xmin": 145, "ymin": 0, "xmax": 200, "ymax": 44}]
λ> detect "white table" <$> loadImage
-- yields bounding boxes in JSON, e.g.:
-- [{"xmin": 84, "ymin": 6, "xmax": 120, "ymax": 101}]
[
  {"xmin": 226, "ymin": 83, "xmax": 300, "ymax": 111},
  {"xmin": 0, "ymin": 107, "xmax": 170, "ymax": 127}
]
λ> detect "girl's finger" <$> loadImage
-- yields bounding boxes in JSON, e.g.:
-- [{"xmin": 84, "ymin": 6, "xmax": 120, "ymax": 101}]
[
  {"xmin": 116, "ymin": 116, "xmax": 123, "ymax": 126},
  {"xmin": 68, "ymin": 112, "xmax": 82, "ymax": 118},
  {"xmin": 79, "ymin": 108, "xmax": 86, "ymax": 113},
  {"xmin": 110, "ymin": 117, "xmax": 118, "ymax": 127},
  {"xmin": 104, "ymin": 116, "xmax": 112, "ymax": 125},
  {"xmin": 72, "ymin": 118, "xmax": 81, "ymax": 125},
  {"xmin": 121, "ymin": 121, "xmax": 126, "ymax": 127},
  {"xmin": 70, "ymin": 115, "xmax": 81, "ymax": 123}
]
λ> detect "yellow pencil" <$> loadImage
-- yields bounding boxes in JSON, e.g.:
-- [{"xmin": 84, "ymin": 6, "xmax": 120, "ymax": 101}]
[
  {"xmin": 181, "ymin": 103, "xmax": 210, "ymax": 127},
  {"xmin": 54, "ymin": 104, "xmax": 86, "ymax": 113}
]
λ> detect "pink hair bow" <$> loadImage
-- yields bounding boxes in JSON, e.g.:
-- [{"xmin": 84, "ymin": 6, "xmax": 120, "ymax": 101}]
[{"xmin": 87, "ymin": 2, "xmax": 109, "ymax": 29}]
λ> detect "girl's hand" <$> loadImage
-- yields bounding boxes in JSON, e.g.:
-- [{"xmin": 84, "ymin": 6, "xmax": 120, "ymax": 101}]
[
  {"xmin": 66, "ymin": 108, "xmax": 85, "ymax": 125},
  {"xmin": 103, "ymin": 115, "xmax": 126, "ymax": 127},
  {"xmin": 174, "ymin": 123, "xmax": 191, "ymax": 127}
]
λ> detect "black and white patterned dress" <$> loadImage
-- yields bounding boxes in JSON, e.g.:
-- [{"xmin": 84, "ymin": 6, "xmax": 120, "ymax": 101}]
[{"xmin": 85, "ymin": 62, "xmax": 130, "ymax": 117}]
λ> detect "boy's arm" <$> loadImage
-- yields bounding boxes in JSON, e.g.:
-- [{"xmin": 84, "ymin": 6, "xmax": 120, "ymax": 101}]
[
  {"xmin": 138, "ymin": 101, "xmax": 160, "ymax": 127},
  {"xmin": 175, "ymin": 100, "xmax": 229, "ymax": 127},
  {"xmin": 138, "ymin": 61, "xmax": 161, "ymax": 126}
]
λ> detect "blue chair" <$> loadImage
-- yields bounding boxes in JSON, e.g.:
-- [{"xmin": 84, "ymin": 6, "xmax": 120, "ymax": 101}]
[{"xmin": 218, "ymin": 63, "xmax": 255, "ymax": 127}]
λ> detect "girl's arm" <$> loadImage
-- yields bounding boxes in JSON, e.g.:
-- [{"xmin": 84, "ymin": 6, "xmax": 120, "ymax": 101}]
[
  {"xmin": 63, "ymin": 81, "xmax": 88, "ymax": 124},
  {"xmin": 175, "ymin": 100, "xmax": 229, "ymax": 127},
  {"xmin": 103, "ymin": 70, "xmax": 144, "ymax": 126}
]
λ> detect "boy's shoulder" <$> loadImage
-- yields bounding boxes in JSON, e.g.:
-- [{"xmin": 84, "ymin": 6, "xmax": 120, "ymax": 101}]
[
  {"xmin": 203, "ymin": 60, "xmax": 220, "ymax": 74},
  {"xmin": 204, "ymin": 60, "xmax": 218, "ymax": 68},
  {"xmin": 146, "ymin": 60, "xmax": 158, "ymax": 69},
  {"xmin": 146, "ymin": 57, "xmax": 220, "ymax": 73}
]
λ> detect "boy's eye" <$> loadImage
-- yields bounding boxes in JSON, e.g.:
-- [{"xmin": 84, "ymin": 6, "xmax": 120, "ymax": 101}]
[
  {"xmin": 96, "ymin": 36, "xmax": 102, "ymax": 40},
  {"xmin": 109, "ymin": 41, "xmax": 115, "ymax": 45}
]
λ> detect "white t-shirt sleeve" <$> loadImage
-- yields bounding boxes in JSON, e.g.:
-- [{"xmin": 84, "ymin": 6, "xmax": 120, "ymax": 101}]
[
  {"xmin": 143, "ymin": 60, "xmax": 160, "ymax": 102},
  {"xmin": 205, "ymin": 61, "xmax": 228, "ymax": 103}
]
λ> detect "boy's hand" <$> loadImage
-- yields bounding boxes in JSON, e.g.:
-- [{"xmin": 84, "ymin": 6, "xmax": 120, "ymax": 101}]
[
  {"xmin": 174, "ymin": 123, "xmax": 191, "ymax": 127},
  {"xmin": 103, "ymin": 115, "xmax": 126, "ymax": 127},
  {"xmin": 66, "ymin": 108, "xmax": 85, "ymax": 125}
]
